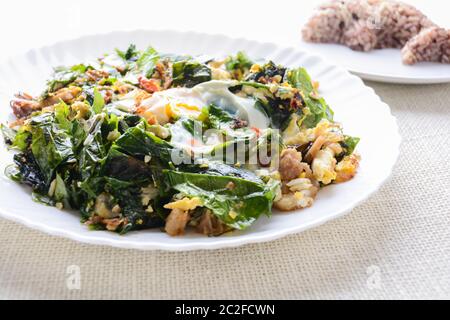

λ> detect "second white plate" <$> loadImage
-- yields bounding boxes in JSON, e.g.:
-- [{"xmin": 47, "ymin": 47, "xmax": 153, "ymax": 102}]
[{"xmin": 298, "ymin": 40, "xmax": 450, "ymax": 84}]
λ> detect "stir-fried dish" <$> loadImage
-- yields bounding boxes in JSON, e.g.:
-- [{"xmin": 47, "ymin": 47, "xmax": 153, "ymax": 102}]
[{"xmin": 1, "ymin": 45, "xmax": 360, "ymax": 236}]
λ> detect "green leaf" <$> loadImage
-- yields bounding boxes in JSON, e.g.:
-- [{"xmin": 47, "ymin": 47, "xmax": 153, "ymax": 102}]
[
  {"xmin": 0, "ymin": 124, "xmax": 16, "ymax": 145},
  {"xmin": 54, "ymin": 173, "xmax": 70, "ymax": 208},
  {"xmin": 71, "ymin": 119, "xmax": 88, "ymax": 150},
  {"xmin": 92, "ymin": 87, "xmax": 105, "ymax": 114},
  {"xmin": 180, "ymin": 118, "xmax": 203, "ymax": 137},
  {"xmin": 225, "ymin": 51, "xmax": 253, "ymax": 80},
  {"xmin": 41, "ymin": 64, "xmax": 87, "ymax": 97},
  {"xmin": 104, "ymin": 177, "xmax": 165, "ymax": 233},
  {"xmin": 342, "ymin": 135, "xmax": 360, "ymax": 155},
  {"xmin": 114, "ymin": 126, "xmax": 174, "ymax": 165},
  {"xmin": 79, "ymin": 115, "xmax": 107, "ymax": 180},
  {"xmin": 136, "ymin": 46, "xmax": 159, "ymax": 78},
  {"xmin": 79, "ymin": 175, "xmax": 165, "ymax": 233},
  {"xmin": 172, "ymin": 60, "xmax": 211, "ymax": 88},
  {"xmin": 245, "ymin": 61, "xmax": 286, "ymax": 82},
  {"xmin": 54, "ymin": 101, "xmax": 72, "ymax": 132},
  {"xmin": 30, "ymin": 119, "xmax": 74, "ymax": 184},
  {"xmin": 13, "ymin": 128, "xmax": 31, "ymax": 151},
  {"xmin": 10, "ymin": 152, "xmax": 47, "ymax": 192},
  {"xmin": 0, "ymin": 124, "xmax": 30, "ymax": 150},
  {"xmin": 287, "ymin": 67, "xmax": 334, "ymax": 128},
  {"xmin": 254, "ymin": 98, "xmax": 292, "ymax": 129},
  {"xmin": 288, "ymin": 67, "xmax": 313, "ymax": 92},
  {"xmin": 115, "ymin": 44, "xmax": 138, "ymax": 60},
  {"xmin": 207, "ymin": 104, "xmax": 234, "ymax": 129},
  {"xmin": 102, "ymin": 148, "xmax": 152, "ymax": 182},
  {"xmin": 32, "ymin": 192, "xmax": 55, "ymax": 206},
  {"xmin": 163, "ymin": 167, "xmax": 278, "ymax": 230},
  {"xmin": 234, "ymin": 82, "xmax": 296, "ymax": 129},
  {"xmin": 181, "ymin": 162, "xmax": 262, "ymax": 184}
]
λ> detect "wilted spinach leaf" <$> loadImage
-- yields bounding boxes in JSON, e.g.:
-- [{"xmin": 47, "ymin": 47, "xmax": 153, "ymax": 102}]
[
  {"xmin": 10, "ymin": 151, "xmax": 47, "ymax": 193},
  {"xmin": 163, "ymin": 166, "xmax": 278, "ymax": 230},
  {"xmin": 102, "ymin": 148, "xmax": 152, "ymax": 182},
  {"xmin": 287, "ymin": 67, "xmax": 333, "ymax": 128},
  {"xmin": 136, "ymin": 46, "xmax": 159, "ymax": 78},
  {"xmin": 245, "ymin": 61, "xmax": 286, "ymax": 82},
  {"xmin": 116, "ymin": 44, "xmax": 138, "ymax": 61},
  {"xmin": 114, "ymin": 126, "xmax": 174, "ymax": 165},
  {"xmin": 30, "ymin": 114, "xmax": 74, "ymax": 184},
  {"xmin": 42, "ymin": 64, "xmax": 87, "ymax": 97},
  {"xmin": 104, "ymin": 177, "xmax": 165, "ymax": 233},
  {"xmin": 79, "ymin": 114, "xmax": 107, "ymax": 180},
  {"xmin": 90, "ymin": 87, "xmax": 105, "ymax": 114},
  {"xmin": 172, "ymin": 60, "xmax": 211, "ymax": 88},
  {"xmin": 226, "ymin": 51, "xmax": 253, "ymax": 80},
  {"xmin": 342, "ymin": 135, "xmax": 360, "ymax": 155}
]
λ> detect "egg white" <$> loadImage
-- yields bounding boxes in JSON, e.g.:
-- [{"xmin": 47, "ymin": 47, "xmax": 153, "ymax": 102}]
[{"xmin": 138, "ymin": 80, "xmax": 270, "ymax": 129}]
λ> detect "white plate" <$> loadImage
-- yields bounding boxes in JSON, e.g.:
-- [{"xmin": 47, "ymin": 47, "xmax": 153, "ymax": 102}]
[
  {"xmin": 0, "ymin": 30, "xmax": 400, "ymax": 251},
  {"xmin": 298, "ymin": 40, "xmax": 450, "ymax": 84}
]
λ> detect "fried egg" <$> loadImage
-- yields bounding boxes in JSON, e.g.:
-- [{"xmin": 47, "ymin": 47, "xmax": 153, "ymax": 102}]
[{"xmin": 138, "ymin": 80, "xmax": 270, "ymax": 129}]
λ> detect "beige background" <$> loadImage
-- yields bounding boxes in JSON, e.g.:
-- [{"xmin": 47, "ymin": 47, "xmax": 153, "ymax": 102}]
[{"xmin": 1, "ymin": 81, "xmax": 449, "ymax": 299}]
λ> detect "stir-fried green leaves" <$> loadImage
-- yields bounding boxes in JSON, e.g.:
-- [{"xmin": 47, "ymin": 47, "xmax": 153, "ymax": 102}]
[
  {"xmin": 163, "ymin": 166, "xmax": 278, "ymax": 230},
  {"xmin": 245, "ymin": 61, "xmax": 286, "ymax": 82},
  {"xmin": 53, "ymin": 173, "xmax": 70, "ymax": 208},
  {"xmin": 30, "ymin": 113, "xmax": 74, "ymax": 184},
  {"xmin": 78, "ymin": 114, "xmax": 108, "ymax": 180},
  {"xmin": 172, "ymin": 60, "xmax": 212, "ymax": 88},
  {"xmin": 114, "ymin": 126, "xmax": 174, "ymax": 164},
  {"xmin": 226, "ymin": 51, "xmax": 253, "ymax": 80},
  {"xmin": 136, "ymin": 46, "xmax": 160, "ymax": 78},
  {"xmin": 3, "ymin": 45, "xmax": 360, "ymax": 236},
  {"xmin": 91, "ymin": 88, "xmax": 105, "ymax": 114},
  {"xmin": 1, "ymin": 124, "xmax": 31, "ymax": 151},
  {"xmin": 10, "ymin": 151, "xmax": 47, "ymax": 193},
  {"xmin": 102, "ymin": 148, "xmax": 151, "ymax": 182},
  {"xmin": 206, "ymin": 104, "xmax": 235, "ymax": 129},
  {"xmin": 42, "ymin": 64, "xmax": 88, "ymax": 98},
  {"xmin": 342, "ymin": 135, "xmax": 360, "ymax": 155},
  {"xmin": 115, "ymin": 44, "xmax": 138, "ymax": 61},
  {"xmin": 287, "ymin": 67, "xmax": 333, "ymax": 128}
]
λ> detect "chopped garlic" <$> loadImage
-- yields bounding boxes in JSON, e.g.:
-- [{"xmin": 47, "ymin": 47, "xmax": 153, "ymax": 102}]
[
  {"xmin": 107, "ymin": 130, "xmax": 120, "ymax": 141},
  {"xmin": 228, "ymin": 210, "xmax": 237, "ymax": 219}
]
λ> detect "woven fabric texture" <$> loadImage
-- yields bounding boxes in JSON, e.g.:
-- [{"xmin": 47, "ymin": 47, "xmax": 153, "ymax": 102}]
[{"xmin": 1, "ymin": 81, "xmax": 449, "ymax": 300}]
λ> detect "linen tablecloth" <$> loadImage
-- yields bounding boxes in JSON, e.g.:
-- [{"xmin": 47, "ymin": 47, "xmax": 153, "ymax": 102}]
[{"xmin": 1, "ymin": 81, "xmax": 449, "ymax": 299}]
